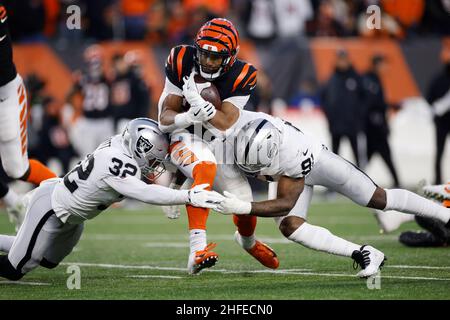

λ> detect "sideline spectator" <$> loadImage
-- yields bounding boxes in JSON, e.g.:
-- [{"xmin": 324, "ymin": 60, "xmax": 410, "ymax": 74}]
[
  {"xmin": 321, "ymin": 49, "xmax": 367, "ymax": 167},
  {"xmin": 363, "ymin": 54, "xmax": 400, "ymax": 187}
]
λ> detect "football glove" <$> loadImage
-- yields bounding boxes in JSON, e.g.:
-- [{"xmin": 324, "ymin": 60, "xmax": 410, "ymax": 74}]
[
  {"xmin": 215, "ymin": 191, "xmax": 252, "ymax": 215},
  {"xmin": 187, "ymin": 183, "xmax": 224, "ymax": 209},
  {"xmin": 182, "ymin": 71, "xmax": 216, "ymax": 121}
]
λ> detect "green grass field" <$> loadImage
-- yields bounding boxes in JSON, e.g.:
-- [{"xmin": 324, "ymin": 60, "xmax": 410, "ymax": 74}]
[{"xmin": 0, "ymin": 198, "xmax": 449, "ymax": 300}]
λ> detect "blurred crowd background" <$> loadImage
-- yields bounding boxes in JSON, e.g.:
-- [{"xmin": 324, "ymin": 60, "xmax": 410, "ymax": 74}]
[{"xmin": 2, "ymin": 0, "xmax": 450, "ymax": 189}]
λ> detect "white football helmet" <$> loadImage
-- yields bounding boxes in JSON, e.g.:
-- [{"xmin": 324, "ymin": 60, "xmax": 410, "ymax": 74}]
[
  {"xmin": 234, "ymin": 119, "xmax": 281, "ymax": 175},
  {"xmin": 122, "ymin": 118, "xmax": 169, "ymax": 181}
]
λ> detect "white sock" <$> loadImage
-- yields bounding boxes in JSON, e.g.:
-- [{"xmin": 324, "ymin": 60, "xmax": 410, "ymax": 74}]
[
  {"xmin": 189, "ymin": 229, "xmax": 207, "ymax": 254},
  {"xmin": 2, "ymin": 189, "xmax": 19, "ymax": 208},
  {"xmin": 0, "ymin": 235, "xmax": 15, "ymax": 253},
  {"xmin": 238, "ymin": 233, "xmax": 256, "ymax": 250},
  {"xmin": 288, "ymin": 223, "xmax": 361, "ymax": 257},
  {"xmin": 385, "ymin": 189, "xmax": 450, "ymax": 224}
]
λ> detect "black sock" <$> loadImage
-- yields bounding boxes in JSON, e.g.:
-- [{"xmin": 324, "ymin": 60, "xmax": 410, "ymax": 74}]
[{"xmin": 0, "ymin": 180, "xmax": 9, "ymax": 198}]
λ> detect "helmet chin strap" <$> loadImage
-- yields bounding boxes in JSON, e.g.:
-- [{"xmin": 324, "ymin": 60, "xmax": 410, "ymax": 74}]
[{"xmin": 199, "ymin": 66, "xmax": 222, "ymax": 80}]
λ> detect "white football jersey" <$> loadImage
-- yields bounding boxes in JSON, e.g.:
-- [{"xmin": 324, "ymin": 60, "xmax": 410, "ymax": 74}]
[
  {"xmin": 51, "ymin": 135, "xmax": 189, "ymax": 224},
  {"xmin": 226, "ymin": 110, "xmax": 324, "ymax": 181}
]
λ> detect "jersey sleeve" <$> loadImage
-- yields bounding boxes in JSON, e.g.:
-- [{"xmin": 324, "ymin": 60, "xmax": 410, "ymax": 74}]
[
  {"xmin": 104, "ymin": 175, "xmax": 189, "ymax": 205},
  {"xmin": 164, "ymin": 45, "xmax": 194, "ymax": 90},
  {"xmin": 0, "ymin": 1, "xmax": 17, "ymax": 86},
  {"xmin": 229, "ymin": 63, "xmax": 257, "ymax": 98}
]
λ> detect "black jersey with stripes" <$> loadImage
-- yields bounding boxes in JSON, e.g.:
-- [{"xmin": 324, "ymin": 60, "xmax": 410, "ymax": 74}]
[
  {"xmin": 73, "ymin": 74, "xmax": 112, "ymax": 119},
  {"xmin": 165, "ymin": 45, "xmax": 257, "ymax": 102},
  {"xmin": 0, "ymin": 1, "xmax": 17, "ymax": 86}
]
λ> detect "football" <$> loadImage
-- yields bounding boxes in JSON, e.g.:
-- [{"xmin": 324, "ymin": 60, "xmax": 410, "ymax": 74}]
[{"xmin": 194, "ymin": 74, "xmax": 222, "ymax": 110}]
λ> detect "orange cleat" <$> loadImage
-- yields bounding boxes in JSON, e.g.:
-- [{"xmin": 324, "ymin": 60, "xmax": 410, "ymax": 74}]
[
  {"xmin": 235, "ymin": 231, "xmax": 279, "ymax": 269},
  {"xmin": 187, "ymin": 243, "xmax": 219, "ymax": 275}
]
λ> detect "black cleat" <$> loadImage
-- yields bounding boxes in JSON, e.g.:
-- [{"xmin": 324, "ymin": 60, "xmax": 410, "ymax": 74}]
[{"xmin": 399, "ymin": 231, "xmax": 448, "ymax": 247}]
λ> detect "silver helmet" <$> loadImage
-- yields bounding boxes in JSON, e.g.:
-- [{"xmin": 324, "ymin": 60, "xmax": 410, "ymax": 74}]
[
  {"xmin": 122, "ymin": 118, "xmax": 169, "ymax": 181},
  {"xmin": 234, "ymin": 118, "xmax": 281, "ymax": 174}
]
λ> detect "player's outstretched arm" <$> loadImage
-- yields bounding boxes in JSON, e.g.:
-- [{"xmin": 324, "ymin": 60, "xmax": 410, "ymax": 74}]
[
  {"xmin": 216, "ymin": 176, "xmax": 304, "ymax": 217},
  {"xmin": 106, "ymin": 176, "xmax": 223, "ymax": 208}
]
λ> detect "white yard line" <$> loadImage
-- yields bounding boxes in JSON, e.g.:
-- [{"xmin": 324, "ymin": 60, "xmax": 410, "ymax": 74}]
[
  {"xmin": 83, "ymin": 234, "xmax": 397, "ymax": 243},
  {"xmin": 61, "ymin": 262, "xmax": 187, "ymax": 272},
  {"xmin": 387, "ymin": 265, "xmax": 450, "ymax": 270},
  {"xmin": 0, "ymin": 281, "xmax": 51, "ymax": 286},
  {"xmin": 61, "ymin": 262, "xmax": 450, "ymax": 282}
]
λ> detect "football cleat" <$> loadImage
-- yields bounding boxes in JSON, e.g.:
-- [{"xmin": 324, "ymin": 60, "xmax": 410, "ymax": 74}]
[
  {"xmin": 234, "ymin": 231, "xmax": 279, "ymax": 269},
  {"xmin": 372, "ymin": 209, "xmax": 414, "ymax": 234},
  {"xmin": 352, "ymin": 245, "xmax": 386, "ymax": 278},
  {"xmin": 187, "ymin": 243, "xmax": 218, "ymax": 275},
  {"xmin": 6, "ymin": 198, "xmax": 26, "ymax": 233},
  {"xmin": 399, "ymin": 231, "xmax": 448, "ymax": 247},
  {"xmin": 422, "ymin": 183, "xmax": 450, "ymax": 203}
]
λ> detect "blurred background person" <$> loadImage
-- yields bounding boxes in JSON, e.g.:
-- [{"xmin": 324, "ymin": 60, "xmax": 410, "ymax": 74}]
[
  {"xmin": 120, "ymin": 0, "xmax": 153, "ymax": 40},
  {"xmin": 26, "ymin": 74, "xmax": 76, "ymax": 175},
  {"xmin": 110, "ymin": 51, "xmax": 150, "ymax": 133},
  {"xmin": 321, "ymin": 49, "xmax": 367, "ymax": 168},
  {"xmin": 239, "ymin": 0, "xmax": 277, "ymax": 44},
  {"xmin": 363, "ymin": 54, "xmax": 400, "ymax": 187},
  {"xmin": 245, "ymin": 69, "xmax": 273, "ymax": 114},
  {"xmin": 288, "ymin": 77, "xmax": 321, "ymax": 111},
  {"xmin": 426, "ymin": 47, "xmax": 450, "ymax": 185},
  {"xmin": 65, "ymin": 45, "xmax": 113, "ymax": 160}
]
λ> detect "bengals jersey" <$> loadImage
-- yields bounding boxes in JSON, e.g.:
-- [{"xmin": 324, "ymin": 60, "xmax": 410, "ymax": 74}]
[
  {"xmin": 72, "ymin": 73, "xmax": 112, "ymax": 119},
  {"xmin": 165, "ymin": 45, "xmax": 257, "ymax": 108},
  {"xmin": 0, "ymin": 1, "xmax": 17, "ymax": 86}
]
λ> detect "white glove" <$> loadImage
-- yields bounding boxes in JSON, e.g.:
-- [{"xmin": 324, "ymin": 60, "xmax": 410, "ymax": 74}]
[
  {"xmin": 173, "ymin": 105, "xmax": 215, "ymax": 128},
  {"xmin": 187, "ymin": 183, "xmax": 224, "ymax": 209},
  {"xmin": 215, "ymin": 191, "xmax": 252, "ymax": 215},
  {"xmin": 162, "ymin": 205, "xmax": 181, "ymax": 219},
  {"xmin": 182, "ymin": 71, "xmax": 216, "ymax": 121},
  {"xmin": 186, "ymin": 102, "xmax": 216, "ymax": 122}
]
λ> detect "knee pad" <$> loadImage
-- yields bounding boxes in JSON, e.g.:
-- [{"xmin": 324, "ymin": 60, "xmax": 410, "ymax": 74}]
[
  {"xmin": 40, "ymin": 257, "xmax": 59, "ymax": 269},
  {"xmin": 0, "ymin": 255, "xmax": 24, "ymax": 281},
  {"xmin": 3, "ymin": 164, "xmax": 27, "ymax": 180},
  {"xmin": 0, "ymin": 144, "xmax": 29, "ymax": 179}
]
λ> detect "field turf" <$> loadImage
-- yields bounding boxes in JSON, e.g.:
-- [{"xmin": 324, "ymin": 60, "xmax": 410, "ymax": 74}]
[{"xmin": 0, "ymin": 198, "xmax": 449, "ymax": 300}]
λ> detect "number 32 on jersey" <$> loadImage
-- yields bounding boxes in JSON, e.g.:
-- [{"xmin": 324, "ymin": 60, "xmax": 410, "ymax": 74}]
[{"xmin": 63, "ymin": 155, "xmax": 138, "ymax": 193}]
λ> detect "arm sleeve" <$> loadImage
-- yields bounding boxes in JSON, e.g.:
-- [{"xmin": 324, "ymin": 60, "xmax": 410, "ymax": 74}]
[
  {"xmin": 231, "ymin": 64, "xmax": 258, "ymax": 98},
  {"xmin": 165, "ymin": 45, "xmax": 190, "ymax": 90},
  {"xmin": 223, "ymin": 95, "xmax": 250, "ymax": 110},
  {"xmin": 104, "ymin": 175, "xmax": 190, "ymax": 205},
  {"xmin": 163, "ymin": 77, "xmax": 183, "ymax": 97}
]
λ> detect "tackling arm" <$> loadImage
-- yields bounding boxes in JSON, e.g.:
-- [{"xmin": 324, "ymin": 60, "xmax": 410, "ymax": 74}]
[
  {"xmin": 105, "ymin": 175, "xmax": 223, "ymax": 208},
  {"xmin": 106, "ymin": 175, "xmax": 190, "ymax": 205},
  {"xmin": 216, "ymin": 176, "xmax": 305, "ymax": 217},
  {"xmin": 250, "ymin": 176, "xmax": 304, "ymax": 217}
]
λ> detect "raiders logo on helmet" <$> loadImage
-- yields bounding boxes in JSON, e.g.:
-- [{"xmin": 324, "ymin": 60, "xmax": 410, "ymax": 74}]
[{"xmin": 136, "ymin": 136, "xmax": 153, "ymax": 154}]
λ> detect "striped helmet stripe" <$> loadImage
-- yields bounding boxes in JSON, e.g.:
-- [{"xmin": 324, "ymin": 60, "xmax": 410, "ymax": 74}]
[
  {"xmin": 244, "ymin": 119, "xmax": 269, "ymax": 164},
  {"xmin": 203, "ymin": 27, "xmax": 235, "ymax": 48},
  {"xmin": 198, "ymin": 36, "xmax": 231, "ymax": 52},
  {"xmin": 210, "ymin": 21, "xmax": 238, "ymax": 45}
]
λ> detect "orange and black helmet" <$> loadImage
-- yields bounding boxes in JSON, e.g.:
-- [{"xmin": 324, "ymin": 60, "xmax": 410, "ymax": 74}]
[{"xmin": 194, "ymin": 18, "xmax": 240, "ymax": 80}]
